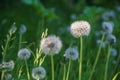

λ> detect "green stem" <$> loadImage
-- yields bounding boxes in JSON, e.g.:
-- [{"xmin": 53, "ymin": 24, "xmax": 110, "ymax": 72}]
[
  {"xmin": 79, "ymin": 37, "xmax": 82, "ymax": 80},
  {"xmin": 89, "ymin": 34, "xmax": 105, "ymax": 80},
  {"xmin": 51, "ymin": 55, "xmax": 54, "ymax": 80},
  {"xmin": 104, "ymin": 45, "xmax": 111, "ymax": 80},
  {"xmin": 66, "ymin": 59, "xmax": 71, "ymax": 80},
  {"xmin": 25, "ymin": 60, "xmax": 30, "ymax": 80},
  {"xmin": 63, "ymin": 65, "xmax": 66, "ymax": 80},
  {"xmin": 18, "ymin": 34, "xmax": 22, "ymax": 50},
  {"xmin": 1, "ymin": 71, "xmax": 5, "ymax": 80}
]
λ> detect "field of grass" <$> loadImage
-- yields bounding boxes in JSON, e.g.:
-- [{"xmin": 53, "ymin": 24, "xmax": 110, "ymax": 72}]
[{"xmin": 0, "ymin": 0, "xmax": 120, "ymax": 80}]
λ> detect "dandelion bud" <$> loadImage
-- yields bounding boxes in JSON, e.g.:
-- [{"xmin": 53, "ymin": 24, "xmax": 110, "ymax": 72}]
[
  {"xmin": 40, "ymin": 35, "xmax": 62, "ymax": 55},
  {"xmin": 18, "ymin": 48, "xmax": 31, "ymax": 60},
  {"xmin": 32, "ymin": 66, "xmax": 46, "ymax": 80},
  {"xmin": 64, "ymin": 47, "xmax": 79, "ymax": 60},
  {"xmin": 70, "ymin": 21, "xmax": 91, "ymax": 38}
]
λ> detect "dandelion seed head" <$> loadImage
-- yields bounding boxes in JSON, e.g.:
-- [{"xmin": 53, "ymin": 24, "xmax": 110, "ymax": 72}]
[
  {"xmin": 70, "ymin": 21, "xmax": 91, "ymax": 38},
  {"xmin": 110, "ymin": 48, "xmax": 117, "ymax": 57},
  {"xmin": 32, "ymin": 66, "xmax": 46, "ymax": 79},
  {"xmin": 4, "ymin": 73, "xmax": 12, "ymax": 80},
  {"xmin": 102, "ymin": 21, "xmax": 114, "ymax": 34},
  {"xmin": 20, "ymin": 24, "xmax": 27, "ymax": 34},
  {"xmin": 40, "ymin": 35, "xmax": 62, "ymax": 55},
  {"xmin": 64, "ymin": 47, "xmax": 79, "ymax": 60},
  {"xmin": 18, "ymin": 48, "xmax": 31, "ymax": 60},
  {"xmin": 106, "ymin": 34, "xmax": 116, "ymax": 45},
  {"xmin": 1, "ymin": 60, "xmax": 14, "ymax": 71},
  {"xmin": 102, "ymin": 11, "xmax": 115, "ymax": 20}
]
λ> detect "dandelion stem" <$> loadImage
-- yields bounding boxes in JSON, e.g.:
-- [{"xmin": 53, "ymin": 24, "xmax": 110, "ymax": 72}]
[
  {"xmin": 51, "ymin": 55, "xmax": 54, "ymax": 80},
  {"xmin": 25, "ymin": 60, "xmax": 30, "ymax": 80},
  {"xmin": 104, "ymin": 45, "xmax": 111, "ymax": 80},
  {"xmin": 66, "ymin": 59, "xmax": 71, "ymax": 80},
  {"xmin": 89, "ymin": 34, "xmax": 105, "ymax": 80},
  {"xmin": 18, "ymin": 33, "xmax": 22, "ymax": 50},
  {"xmin": 1, "ymin": 71, "xmax": 5, "ymax": 80},
  {"xmin": 63, "ymin": 65, "xmax": 66, "ymax": 80},
  {"xmin": 79, "ymin": 37, "xmax": 82, "ymax": 80}
]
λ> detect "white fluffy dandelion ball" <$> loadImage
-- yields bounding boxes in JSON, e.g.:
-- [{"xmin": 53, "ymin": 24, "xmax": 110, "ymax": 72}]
[
  {"xmin": 102, "ymin": 21, "xmax": 114, "ymax": 34},
  {"xmin": 32, "ymin": 66, "xmax": 46, "ymax": 80},
  {"xmin": 1, "ymin": 60, "xmax": 14, "ymax": 71},
  {"xmin": 70, "ymin": 21, "xmax": 91, "ymax": 38},
  {"xmin": 40, "ymin": 35, "xmax": 62, "ymax": 55},
  {"xmin": 18, "ymin": 48, "xmax": 31, "ymax": 60},
  {"xmin": 64, "ymin": 47, "xmax": 79, "ymax": 60}
]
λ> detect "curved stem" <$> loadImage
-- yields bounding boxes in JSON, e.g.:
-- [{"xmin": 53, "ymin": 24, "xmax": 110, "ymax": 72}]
[
  {"xmin": 104, "ymin": 45, "xmax": 111, "ymax": 80},
  {"xmin": 89, "ymin": 34, "xmax": 105, "ymax": 80},
  {"xmin": 25, "ymin": 60, "xmax": 30, "ymax": 80},
  {"xmin": 79, "ymin": 37, "xmax": 82, "ymax": 80},
  {"xmin": 51, "ymin": 55, "xmax": 54, "ymax": 80}
]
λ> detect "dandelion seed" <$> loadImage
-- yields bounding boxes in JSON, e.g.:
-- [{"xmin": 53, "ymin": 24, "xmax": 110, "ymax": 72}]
[
  {"xmin": 102, "ymin": 21, "xmax": 114, "ymax": 34},
  {"xmin": 70, "ymin": 21, "xmax": 91, "ymax": 38},
  {"xmin": 4, "ymin": 73, "xmax": 12, "ymax": 80},
  {"xmin": 18, "ymin": 48, "xmax": 31, "ymax": 60},
  {"xmin": 102, "ymin": 11, "xmax": 115, "ymax": 20},
  {"xmin": 106, "ymin": 34, "xmax": 116, "ymax": 45},
  {"xmin": 40, "ymin": 35, "xmax": 62, "ymax": 55},
  {"xmin": 64, "ymin": 47, "xmax": 79, "ymax": 60},
  {"xmin": 32, "ymin": 66, "xmax": 46, "ymax": 80},
  {"xmin": 110, "ymin": 48, "xmax": 117, "ymax": 57},
  {"xmin": 20, "ymin": 24, "xmax": 27, "ymax": 34}
]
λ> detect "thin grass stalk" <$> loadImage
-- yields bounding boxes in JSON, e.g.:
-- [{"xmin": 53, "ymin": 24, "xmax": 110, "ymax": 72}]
[{"xmin": 89, "ymin": 34, "xmax": 105, "ymax": 80}]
